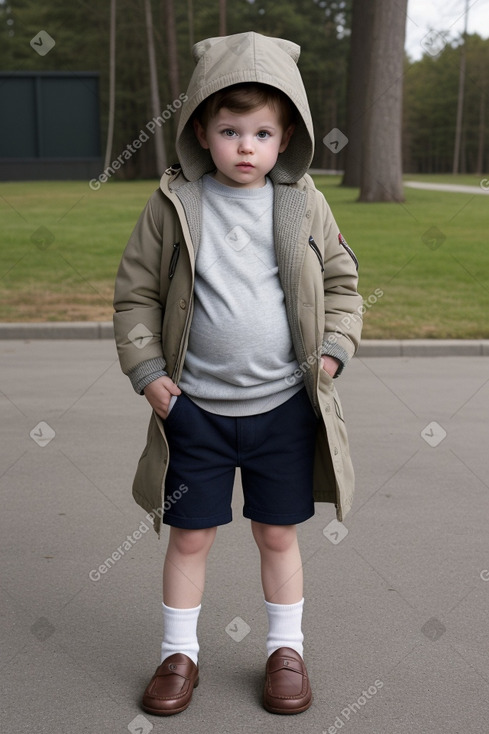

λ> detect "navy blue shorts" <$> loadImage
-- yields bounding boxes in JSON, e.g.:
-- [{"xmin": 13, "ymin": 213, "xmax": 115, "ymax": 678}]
[{"xmin": 162, "ymin": 388, "xmax": 318, "ymax": 529}]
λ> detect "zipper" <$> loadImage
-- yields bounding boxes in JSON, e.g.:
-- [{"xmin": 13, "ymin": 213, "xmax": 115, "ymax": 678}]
[
  {"xmin": 171, "ymin": 297, "xmax": 193, "ymax": 383},
  {"xmin": 168, "ymin": 242, "xmax": 180, "ymax": 279},
  {"xmin": 161, "ymin": 176, "xmax": 195, "ymax": 383},
  {"xmin": 338, "ymin": 233, "xmax": 359, "ymax": 271},
  {"xmin": 308, "ymin": 236, "xmax": 324, "ymax": 272}
]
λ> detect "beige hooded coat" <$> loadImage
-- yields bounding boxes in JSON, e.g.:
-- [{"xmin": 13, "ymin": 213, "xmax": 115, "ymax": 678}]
[{"xmin": 113, "ymin": 32, "xmax": 362, "ymax": 536}]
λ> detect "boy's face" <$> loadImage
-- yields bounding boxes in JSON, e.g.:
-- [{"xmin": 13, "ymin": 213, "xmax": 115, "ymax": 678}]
[{"xmin": 193, "ymin": 105, "xmax": 294, "ymax": 189}]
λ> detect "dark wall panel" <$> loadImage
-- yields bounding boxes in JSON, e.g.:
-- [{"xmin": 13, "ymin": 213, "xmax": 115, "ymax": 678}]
[
  {"xmin": 0, "ymin": 72, "xmax": 102, "ymax": 180},
  {"xmin": 0, "ymin": 77, "xmax": 38, "ymax": 157},
  {"xmin": 41, "ymin": 77, "xmax": 100, "ymax": 158}
]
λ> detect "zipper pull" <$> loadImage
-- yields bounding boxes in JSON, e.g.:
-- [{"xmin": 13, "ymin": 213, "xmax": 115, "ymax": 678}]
[
  {"xmin": 169, "ymin": 242, "xmax": 180, "ymax": 279},
  {"xmin": 165, "ymin": 163, "xmax": 182, "ymax": 176},
  {"xmin": 308, "ymin": 236, "xmax": 324, "ymax": 272}
]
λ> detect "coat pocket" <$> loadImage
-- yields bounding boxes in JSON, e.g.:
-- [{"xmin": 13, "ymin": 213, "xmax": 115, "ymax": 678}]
[
  {"xmin": 162, "ymin": 393, "xmax": 188, "ymax": 428},
  {"xmin": 316, "ymin": 366, "xmax": 354, "ymax": 519},
  {"xmin": 318, "ymin": 368, "xmax": 346, "ymax": 425}
]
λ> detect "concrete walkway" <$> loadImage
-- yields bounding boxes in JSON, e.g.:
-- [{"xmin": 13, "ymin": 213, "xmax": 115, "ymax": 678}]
[
  {"xmin": 404, "ymin": 180, "xmax": 488, "ymax": 195},
  {"xmin": 309, "ymin": 170, "xmax": 489, "ymax": 196},
  {"xmin": 1, "ymin": 340, "xmax": 489, "ymax": 733}
]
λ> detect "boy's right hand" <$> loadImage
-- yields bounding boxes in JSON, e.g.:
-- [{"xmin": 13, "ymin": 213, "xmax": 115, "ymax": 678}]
[{"xmin": 143, "ymin": 376, "xmax": 182, "ymax": 419}]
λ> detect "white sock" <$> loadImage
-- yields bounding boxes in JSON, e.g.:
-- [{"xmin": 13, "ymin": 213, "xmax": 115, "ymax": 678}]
[
  {"xmin": 265, "ymin": 598, "xmax": 304, "ymax": 658},
  {"xmin": 160, "ymin": 601, "xmax": 201, "ymax": 665}
]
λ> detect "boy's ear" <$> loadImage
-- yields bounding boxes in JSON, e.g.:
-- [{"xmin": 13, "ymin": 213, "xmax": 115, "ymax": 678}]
[
  {"xmin": 193, "ymin": 118, "xmax": 209, "ymax": 149},
  {"xmin": 279, "ymin": 124, "xmax": 295, "ymax": 153}
]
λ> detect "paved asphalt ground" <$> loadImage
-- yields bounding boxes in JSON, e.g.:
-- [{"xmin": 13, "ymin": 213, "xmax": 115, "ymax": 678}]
[{"xmin": 1, "ymin": 338, "xmax": 489, "ymax": 734}]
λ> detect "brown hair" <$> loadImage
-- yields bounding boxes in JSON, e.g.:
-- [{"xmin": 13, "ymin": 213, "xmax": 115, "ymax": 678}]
[{"xmin": 195, "ymin": 83, "xmax": 297, "ymax": 130}]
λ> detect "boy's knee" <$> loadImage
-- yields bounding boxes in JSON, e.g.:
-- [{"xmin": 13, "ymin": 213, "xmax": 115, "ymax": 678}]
[
  {"xmin": 253, "ymin": 523, "xmax": 296, "ymax": 553},
  {"xmin": 169, "ymin": 526, "xmax": 216, "ymax": 556}
]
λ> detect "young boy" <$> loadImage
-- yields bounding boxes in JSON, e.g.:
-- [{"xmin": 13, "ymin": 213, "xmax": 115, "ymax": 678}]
[{"xmin": 113, "ymin": 31, "xmax": 362, "ymax": 716}]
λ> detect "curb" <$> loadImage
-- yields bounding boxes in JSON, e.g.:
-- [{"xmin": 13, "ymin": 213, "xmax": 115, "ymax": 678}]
[
  {"xmin": 0, "ymin": 322, "xmax": 114, "ymax": 340},
  {"xmin": 356, "ymin": 339, "xmax": 489, "ymax": 357},
  {"xmin": 0, "ymin": 322, "xmax": 488, "ymax": 357}
]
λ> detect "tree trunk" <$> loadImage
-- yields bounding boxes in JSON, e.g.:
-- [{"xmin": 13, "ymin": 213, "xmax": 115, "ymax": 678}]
[
  {"xmin": 163, "ymin": 0, "xmax": 180, "ymax": 104},
  {"xmin": 359, "ymin": 0, "xmax": 407, "ymax": 202},
  {"xmin": 476, "ymin": 86, "xmax": 486, "ymax": 174},
  {"xmin": 162, "ymin": 0, "xmax": 180, "ymax": 163},
  {"xmin": 103, "ymin": 0, "xmax": 116, "ymax": 171},
  {"xmin": 144, "ymin": 0, "xmax": 166, "ymax": 174},
  {"xmin": 219, "ymin": 0, "xmax": 226, "ymax": 36},
  {"xmin": 342, "ymin": 0, "xmax": 374, "ymax": 187},
  {"xmin": 452, "ymin": 46, "xmax": 466, "ymax": 173},
  {"xmin": 188, "ymin": 0, "xmax": 194, "ymax": 51},
  {"xmin": 453, "ymin": 0, "xmax": 469, "ymax": 174}
]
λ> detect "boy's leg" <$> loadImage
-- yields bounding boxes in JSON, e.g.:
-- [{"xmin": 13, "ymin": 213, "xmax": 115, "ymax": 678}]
[
  {"xmin": 142, "ymin": 395, "xmax": 236, "ymax": 714},
  {"xmin": 236, "ymin": 390, "xmax": 318, "ymax": 713},
  {"xmin": 161, "ymin": 526, "xmax": 217, "ymax": 664},
  {"xmin": 251, "ymin": 521, "xmax": 303, "ymax": 605},
  {"xmin": 251, "ymin": 521, "xmax": 304, "ymax": 657},
  {"xmin": 252, "ymin": 521, "xmax": 312, "ymax": 715},
  {"xmin": 142, "ymin": 525, "xmax": 216, "ymax": 716},
  {"xmin": 163, "ymin": 525, "xmax": 217, "ymax": 608}
]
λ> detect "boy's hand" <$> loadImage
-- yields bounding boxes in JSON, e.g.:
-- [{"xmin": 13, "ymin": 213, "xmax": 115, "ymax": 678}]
[
  {"xmin": 143, "ymin": 376, "xmax": 181, "ymax": 419},
  {"xmin": 321, "ymin": 355, "xmax": 340, "ymax": 378}
]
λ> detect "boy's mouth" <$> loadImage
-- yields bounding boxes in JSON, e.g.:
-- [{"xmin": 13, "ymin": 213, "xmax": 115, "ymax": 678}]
[{"xmin": 237, "ymin": 162, "xmax": 254, "ymax": 169}]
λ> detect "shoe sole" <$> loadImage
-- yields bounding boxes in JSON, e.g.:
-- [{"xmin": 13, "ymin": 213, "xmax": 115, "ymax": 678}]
[
  {"xmin": 263, "ymin": 694, "xmax": 312, "ymax": 715},
  {"xmin": 141, "ymin": 676, "xmax": 199, "ymax": 716}
]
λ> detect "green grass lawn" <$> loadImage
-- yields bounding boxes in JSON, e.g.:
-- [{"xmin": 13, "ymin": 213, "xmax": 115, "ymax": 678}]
[
  {"xmin": 1, "ymin": 176, "xmax": 488, "ymax": 338},
  {"xmin": 0, "ymin": 180, "xmax": 156, "ymax": 322}
]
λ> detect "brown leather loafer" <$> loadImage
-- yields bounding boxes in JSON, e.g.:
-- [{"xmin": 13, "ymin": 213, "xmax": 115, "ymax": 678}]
[
  {"xmin": 263, "ymin": 647, "xmax": 312, "ymax": 714},
  {"xmin": 141, "ymin": 653, "xmax": 199, "ymax": 716}
]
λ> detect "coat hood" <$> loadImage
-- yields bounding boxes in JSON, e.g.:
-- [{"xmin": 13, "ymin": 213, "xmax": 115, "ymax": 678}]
[{"xmin": 175, "ymin": 31, "xmax": 315, "ymax": 184}]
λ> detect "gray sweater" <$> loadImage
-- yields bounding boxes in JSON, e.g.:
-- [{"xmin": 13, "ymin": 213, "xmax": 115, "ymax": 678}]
[{"xmin": 178, "ymin": 175, "xmax": 302, "ymax": 415}]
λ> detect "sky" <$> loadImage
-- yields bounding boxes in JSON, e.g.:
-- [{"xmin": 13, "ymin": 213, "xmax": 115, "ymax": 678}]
[{"xmin": 405, "ymin": 0, "xmax": 489, "ymax": 59}]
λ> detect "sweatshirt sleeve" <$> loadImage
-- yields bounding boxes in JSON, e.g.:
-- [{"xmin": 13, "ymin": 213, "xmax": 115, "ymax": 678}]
[
  {"xmin": 318, "ymin": 193, "xmax": 362, "ymax": 375},
  {"xmin": 113, "ymin": 191, "xmax": 168, "ymax": 393}
]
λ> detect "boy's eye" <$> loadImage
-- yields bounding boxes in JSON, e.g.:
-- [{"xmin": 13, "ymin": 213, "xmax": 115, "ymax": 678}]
[
  {"xmin": 257, "ymin": 131, "xmax": 271, "ymax": 139},
  {"xmin": 222, "ymin": 129, "xmax": 237, "ymax": 137}
]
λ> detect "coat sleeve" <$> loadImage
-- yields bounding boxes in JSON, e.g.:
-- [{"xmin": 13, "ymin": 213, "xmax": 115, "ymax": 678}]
[
  {"xmin": 318, "ymin": 192, "xmax": 362, "ymax": 375},
  {"xmin": 113, "ymin": 191, "xmax": 168, "ymax": 394}
]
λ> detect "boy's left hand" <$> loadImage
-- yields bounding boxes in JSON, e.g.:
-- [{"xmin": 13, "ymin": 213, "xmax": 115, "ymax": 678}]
[{"xmin": 321, "ymin": 355, "xmax": 340, "ymax": 377}]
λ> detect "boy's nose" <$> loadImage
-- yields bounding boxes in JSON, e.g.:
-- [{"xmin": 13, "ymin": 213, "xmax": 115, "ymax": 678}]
[{"xmin": 238, "ymin": 137, "xmax": 254, "ymax": 154}]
